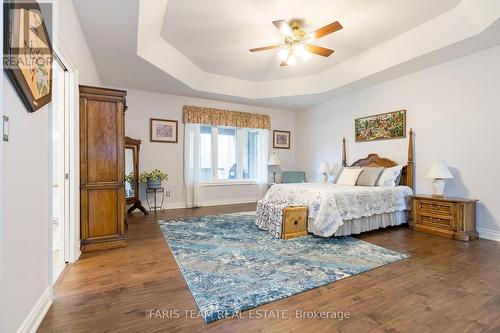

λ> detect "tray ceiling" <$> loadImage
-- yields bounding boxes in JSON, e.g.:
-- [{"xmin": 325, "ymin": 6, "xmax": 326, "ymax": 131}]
[
  {"xmin": 162, "ymin": 0, "xmax": 461, "ymax": 81},
  {"xmin": 72, "ymin": 0, "xmax": 500, "ymax": 109}
]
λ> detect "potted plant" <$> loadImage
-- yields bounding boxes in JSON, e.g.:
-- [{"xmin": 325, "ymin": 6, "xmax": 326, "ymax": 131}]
[
  {"xmin": 139, "ymin": 169, "xmax": 168, "ymax": 189},
  {"xmin": 125, "ymin": 172, "xmax": 134, "ymax": 184}
]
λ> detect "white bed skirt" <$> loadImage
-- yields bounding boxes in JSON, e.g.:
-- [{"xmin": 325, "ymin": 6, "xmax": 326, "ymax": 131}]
[{"xmin": 308, "ymin": 210, "xmax": 410, "ymax": 237}]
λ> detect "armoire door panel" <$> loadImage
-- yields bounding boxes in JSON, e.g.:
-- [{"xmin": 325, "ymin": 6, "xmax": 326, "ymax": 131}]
[
  {"xmin": 86, "ymin": 100, "xmax": 119, "ymax": 183},
  {"xmin": 87, "ymin": 189, "xmax": 119, "ymax": 238}
]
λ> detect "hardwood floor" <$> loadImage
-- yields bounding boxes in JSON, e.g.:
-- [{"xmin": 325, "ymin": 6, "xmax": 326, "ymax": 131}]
[{"xmin": 38, "ymin": 203, "xmax": 500, "ymax": 333}]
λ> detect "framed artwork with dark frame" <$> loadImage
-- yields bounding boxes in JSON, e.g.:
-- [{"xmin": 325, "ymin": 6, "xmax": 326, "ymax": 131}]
[
  {"xmin": 150, "ymin": 118, "xmax": 178, "ymax": 143},
  {"xmin": 4, "ymin": 0, "xmax": 53, "ymax": 113},
  {"xmin": 355, "ymin": 110, "xmax": 406, "ymax": 142},
  {"xmin": 273, "ymin": 130, "xmax": 291, "ymax": 149}
]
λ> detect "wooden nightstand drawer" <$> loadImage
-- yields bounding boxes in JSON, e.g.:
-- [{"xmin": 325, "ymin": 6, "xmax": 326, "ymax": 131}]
[
  {"xmin": 417, "ymin": 200, "xmax": 454, "ymax": 217},
  {"xmin": 416, "ymin": 212, "xmax": 454, "ymax": 229}
]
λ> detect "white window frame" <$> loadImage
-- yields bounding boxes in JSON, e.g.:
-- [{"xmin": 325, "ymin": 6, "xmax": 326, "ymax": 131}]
[{"xmin": 201, "ymin": 126, "xmax": 259, "ymax": 184}]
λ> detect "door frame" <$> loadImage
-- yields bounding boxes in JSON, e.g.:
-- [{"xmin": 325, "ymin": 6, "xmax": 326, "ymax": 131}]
[{"xmin": 50, "ymin": 56, "xmax": 68, "ymax": 282}]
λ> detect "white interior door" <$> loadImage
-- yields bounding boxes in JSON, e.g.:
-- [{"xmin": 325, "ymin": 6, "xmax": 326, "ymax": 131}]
[{"xmin": 51, "ymin": 57, "xmax": 69, "ymax": 283}]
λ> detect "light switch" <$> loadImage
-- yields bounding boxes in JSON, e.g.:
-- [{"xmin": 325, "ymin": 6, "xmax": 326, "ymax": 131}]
[{"xmin": 3, "ymin": 116, "xmax": 8, "ymax": 142}]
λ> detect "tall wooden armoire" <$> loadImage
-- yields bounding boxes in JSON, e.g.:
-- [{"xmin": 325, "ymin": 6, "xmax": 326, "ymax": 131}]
[{"xmin": 80, "ymin": 85, "xmax": 127, "ymax": 252}]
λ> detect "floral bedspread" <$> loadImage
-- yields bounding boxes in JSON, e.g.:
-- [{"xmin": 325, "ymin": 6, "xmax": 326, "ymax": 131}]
[{"xmin": 259, "ymin": 183, "xmax": 413, "ymax": 237}]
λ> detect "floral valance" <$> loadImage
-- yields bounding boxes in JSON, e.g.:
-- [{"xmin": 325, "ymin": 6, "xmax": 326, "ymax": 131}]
[{"xmin": 183, "ymin": 105, "xmax": 270, "ymax": 130}]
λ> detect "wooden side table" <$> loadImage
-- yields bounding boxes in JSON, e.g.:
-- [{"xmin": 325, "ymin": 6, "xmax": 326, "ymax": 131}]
[{"xmin": 410, "ymin": 195, "xmax": 478, "ymax": 241}]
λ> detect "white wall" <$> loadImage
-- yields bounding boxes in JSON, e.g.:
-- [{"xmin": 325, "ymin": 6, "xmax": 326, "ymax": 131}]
[
  {"xmin": 2, "ymin": 79, "xmax": 51, "ymax": 333},
  {"xmin": 54, "ymin": 0, "xmax": 101, "ymax": 85},
  {"xmin": 125, "ymin": 89, "xmax": 298, "ymax": 208},
  {"xmin": 296, "ymin": 45, "xmax": 500, "ymax": 238},
  {"xmin": 1, "ymin": 0, "xmax": 101, "ymax": 331}
]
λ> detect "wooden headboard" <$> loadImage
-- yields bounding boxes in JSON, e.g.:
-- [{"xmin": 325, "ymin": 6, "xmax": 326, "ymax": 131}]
[{"xmin": 342, "ymin": 129, "xmax": 414, "ymax": 190}]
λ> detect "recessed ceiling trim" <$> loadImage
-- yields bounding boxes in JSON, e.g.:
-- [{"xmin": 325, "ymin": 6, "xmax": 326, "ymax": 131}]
[{"xmin": 137, "ymin": 0, "xmax": 500, "ymax": 100}]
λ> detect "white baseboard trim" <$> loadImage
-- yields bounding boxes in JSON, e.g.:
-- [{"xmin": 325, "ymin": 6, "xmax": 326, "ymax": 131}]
[
  {"xmin": 164, "ymin": 202, "xmax": 185, "ymax": 210},
  {"xmin": 17, "ymin": 287, "xmax": 52, "ymax": 333},
  {"xmin": 478, "ymin": 227, "xmax": 500, "ymax": 242}
]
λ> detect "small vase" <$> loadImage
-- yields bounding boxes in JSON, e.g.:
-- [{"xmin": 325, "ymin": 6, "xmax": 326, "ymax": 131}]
[{"xmin": 147, "ymin": 178, "xmax": 162, "ymax": 189}]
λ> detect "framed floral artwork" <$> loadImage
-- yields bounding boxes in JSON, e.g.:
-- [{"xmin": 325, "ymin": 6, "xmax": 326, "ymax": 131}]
[
  {"xmin": 273, "ymin": 130, "xmax": 290, "ymax": 149},
  {"xmin": 150, "ymin": 118, "xmax": 178, "ymax": 143},
  {"xmin": 355, "ymin": 110, "xmax": 406, "ymax": 142},
  {"xmin": 4, "ymin": 1, "xmax": 53, "ymax": 112}
]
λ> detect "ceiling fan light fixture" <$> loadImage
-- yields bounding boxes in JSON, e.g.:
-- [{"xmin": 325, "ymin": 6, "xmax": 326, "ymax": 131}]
[
  {"xmin": 302, "ymin": 51, "xmax": 312, "ymax": 62},
  {"xmin": 278, "ymin": 48, "xmax": 289, "ymax": 61},
  {"xmin": 286, "ymin": 54, "xmax": 297, "ymax": 66},
  {"xmin": 251, "ymin": 19, "xmax": 342, "ymax": 67},
  {"xmin": 294, "ymin": 45, "xmax": 306, "ymax": 57}
]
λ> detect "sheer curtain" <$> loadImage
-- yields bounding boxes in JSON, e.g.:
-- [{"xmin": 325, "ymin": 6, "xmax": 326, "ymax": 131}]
[
  {"xmin": 256, "ymin": 129, "xmax": 269, "ymax": 199},
  {"xmin": 184, "ymin": 123, "xmax": 202, "ymax": 207}
]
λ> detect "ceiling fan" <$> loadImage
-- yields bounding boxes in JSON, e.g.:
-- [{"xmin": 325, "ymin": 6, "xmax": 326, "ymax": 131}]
[{"xmin": 250, "ymin": 19, "xmax": 343, "ymax": 66}]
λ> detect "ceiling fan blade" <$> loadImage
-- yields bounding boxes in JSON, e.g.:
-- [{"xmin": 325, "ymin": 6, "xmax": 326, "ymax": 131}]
[
  {"xmin": 249, "ymin": 45, "xmax": 281, "ymax": 52},
  {"xmin": 305, "ymin": 44, "xmax": 334, "ymax": 57},
  {"xmin": 307, "ymin": 21, "xmax": 343, "ymax": 40},
  {"xmin": 273, "ymin": 20, "xmax": 294, "ymax": 37}
]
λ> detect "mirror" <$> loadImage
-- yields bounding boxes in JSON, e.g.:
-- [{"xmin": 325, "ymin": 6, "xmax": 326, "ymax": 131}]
[
  {"xmin": 125, "ymin": 148, "xmax": 135, "ymax": 198},
  {"xmin": 125, "ymin": 137, "xmax": 148, "ymax": 214}
]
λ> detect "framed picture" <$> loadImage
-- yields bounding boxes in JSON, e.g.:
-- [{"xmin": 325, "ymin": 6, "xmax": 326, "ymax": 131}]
[
  {"xmin": 4, "ymin": 1, "xmax": 53, "ymax": 113},
  {"xmin": 355, "ymin": 110, "xmax": 406, "ymax": 142},
  {"xmin": 150, "ymin": 118, "xmax": 178, "ymax": 143},
  {"xmin": 273, "ymin": 130, "xmax": 291, "ymax": 149}
]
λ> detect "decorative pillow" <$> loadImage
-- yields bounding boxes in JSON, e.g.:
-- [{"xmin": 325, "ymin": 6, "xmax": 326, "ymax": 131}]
[
  {"xmin": 356, "ymin": 167, "xmax": 384, "ymax": 186},
  {"xmin": 333, "ymin": 166, "xmax": 360, "ymax": 183},
  {"xmin": 376, "ymin": 165, "xmax": 403, "ymax": 187},
  {"xmin": 336, "ymin": 168, "xmax": 363, "ymax": 186}
]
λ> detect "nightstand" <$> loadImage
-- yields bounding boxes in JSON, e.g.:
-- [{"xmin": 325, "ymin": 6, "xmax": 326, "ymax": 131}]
[{"xmin": 410, "ymin": 195, "xmax": 478, "ymax": 241}]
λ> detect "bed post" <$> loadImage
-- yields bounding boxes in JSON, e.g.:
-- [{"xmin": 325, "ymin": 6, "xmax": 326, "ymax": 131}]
[
  {"xmin": 407, "ymin": 128, "xmax": 414, "ymax": 190},
  {"xmin": 342, "ymin": 137, "xmax": 347, "ymax": 167}
]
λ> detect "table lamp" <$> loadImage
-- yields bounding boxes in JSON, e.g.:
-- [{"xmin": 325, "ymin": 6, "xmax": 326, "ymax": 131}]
[
  {"xmin": 268, "ymin": 152, "xmax": 282, "ymax": 183},
  {"xmin": 318, "ymin": 161, "xmax": 330, "ymax": 183},
  {"xmin": 425, "ymin": 159, "xmax": 454, "ymax": 197}
]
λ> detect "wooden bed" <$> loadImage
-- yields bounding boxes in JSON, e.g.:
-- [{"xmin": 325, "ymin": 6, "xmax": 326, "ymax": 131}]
[
  {"xmin": 259, "ymin": 129, "xmax": 416, "ymax": 237},
  {"xmin": 341, "ymin": 128, "xmax": 414, "ymax": 190}
]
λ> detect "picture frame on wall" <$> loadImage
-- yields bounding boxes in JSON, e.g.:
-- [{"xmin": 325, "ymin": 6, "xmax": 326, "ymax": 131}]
[
  {"xmin": 4, "ymin": 0, "xmax": 53, "ymax": 113},
  {"xmin": 355, "ymin": 110, "xmax": 406, "ymax": 142},
  {"xmin": 150, "ymin": 118, "xmax": 178, "ymax": 143},
  {"xmin": 273, "ymin": 130, "xmax": 291, "ymax": 149}
]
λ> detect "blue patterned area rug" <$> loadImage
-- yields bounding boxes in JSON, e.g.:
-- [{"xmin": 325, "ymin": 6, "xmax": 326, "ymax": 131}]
[{"xmin": 158, "ymin": 212, "xmax": 408, "ymax": 323}]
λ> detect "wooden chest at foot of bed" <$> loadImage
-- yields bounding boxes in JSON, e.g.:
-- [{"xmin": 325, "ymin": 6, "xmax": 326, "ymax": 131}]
[{"xmin": 282, "ymin": 207, "xmax": 308, "ymax": 240}]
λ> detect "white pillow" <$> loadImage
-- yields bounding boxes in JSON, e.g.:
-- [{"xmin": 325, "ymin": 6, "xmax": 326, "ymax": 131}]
[
  {"xmin": 376, "ymin": 165, "xmax": 403, "ymax": 187},
  {"xmin": 336, "ymin": 168, "xmax": 363, "ymax": 186},
  {"xmin": 332, "ymin": 166, "xmax": 360, "ymax": 183}
]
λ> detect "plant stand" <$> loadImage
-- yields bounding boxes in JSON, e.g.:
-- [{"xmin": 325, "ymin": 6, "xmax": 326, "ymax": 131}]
[{"xmin": 146, "ymin": 187, "xmax": 165, "ymax": 213}]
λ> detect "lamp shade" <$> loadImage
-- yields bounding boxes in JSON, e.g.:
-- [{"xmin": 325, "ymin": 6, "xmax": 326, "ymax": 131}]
[
  {"xmin": 425, "ymin": 160, "xmax": 454, "ymax": 179},
  {"xmin": 318, "ymin": 161, "xmax": 330, "ymax": 174},
  {"xmin": 268, "ymin": 152, "xmax": 282, "ymax": 166}
]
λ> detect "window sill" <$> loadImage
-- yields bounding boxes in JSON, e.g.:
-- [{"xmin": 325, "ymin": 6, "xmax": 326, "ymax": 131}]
[{"xmin": 200, "ymin": 180, "xmax": 258, "ymax": 187}]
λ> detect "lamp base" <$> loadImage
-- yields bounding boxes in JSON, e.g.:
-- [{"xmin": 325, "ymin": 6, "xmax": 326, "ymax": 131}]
[
  {"xmin": 322, "ymin": 173, "xmax": 328, "ymax": 183},
  {"xmin": 431, "ymin": 179, "xmax": 446, "ymax": 197}
]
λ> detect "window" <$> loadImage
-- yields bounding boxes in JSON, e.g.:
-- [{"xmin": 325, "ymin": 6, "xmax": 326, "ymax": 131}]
[
  {"xmin": 217, "ymin": 128, "xmax": 237, "ymax": 179},
  {"xmin": 200, "ymin": 126, "xmax": 260, "ymax": 182},
  {"xmin": 200, "ymin": 126, "xmax": 212, "ymax": 181}
]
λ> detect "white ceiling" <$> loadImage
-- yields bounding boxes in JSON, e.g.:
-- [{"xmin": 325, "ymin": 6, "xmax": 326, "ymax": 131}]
[
  {"xmin": 162, "ymin": 0, "xmax": 461, "ymax": 81},
  {"xmin": 71, "ymin": 0, "xmax": 500, "ymax": 110}
]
